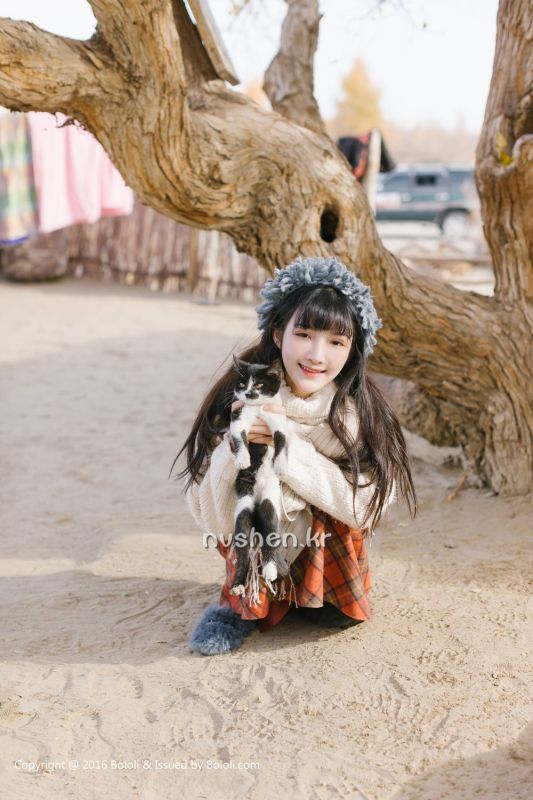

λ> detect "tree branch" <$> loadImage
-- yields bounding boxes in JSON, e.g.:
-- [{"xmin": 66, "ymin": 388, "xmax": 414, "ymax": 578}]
[
  {"xmin": 87, "ymin": 0, "xmax": 188, "ymax": 88},
  {"xmin": 475, "ymin": 0, "xmax": 533, "ymax": 302},
  {"xmin": 263, "ymin": 0, "xmax": 327, "ymax": 137},
  {"xmin": 0, "ymin": 19, "xmax": 110, "ymax": 115}
]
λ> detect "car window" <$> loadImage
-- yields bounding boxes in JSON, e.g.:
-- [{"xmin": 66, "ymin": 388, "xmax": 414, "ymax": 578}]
[
  {"xmin": 382, "ymin": 174, "xmax": 411, "ymax": 191},
  {"xmin": 448, "ymin": 170, "xmax": 474, "ymax": 187},
  {"xmin": 414, "ymin": 173, "xmax": 442, "ymax": 187}
]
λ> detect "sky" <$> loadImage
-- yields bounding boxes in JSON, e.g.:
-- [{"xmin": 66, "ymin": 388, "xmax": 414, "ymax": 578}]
[{"xmin": 0, "ymin": 0, "xmax": 499, "ymax": 134}]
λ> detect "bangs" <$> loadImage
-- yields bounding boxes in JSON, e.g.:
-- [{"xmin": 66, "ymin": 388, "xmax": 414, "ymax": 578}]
[{"xmin": 293, "ymin": 286, "xmax": 355, "ymax": 340}]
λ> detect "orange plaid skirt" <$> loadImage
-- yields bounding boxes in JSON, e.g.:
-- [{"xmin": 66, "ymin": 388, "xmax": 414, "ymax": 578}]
[{"xmin": 216, "ymin": 509, "xmax": 371, "ymax": 633}]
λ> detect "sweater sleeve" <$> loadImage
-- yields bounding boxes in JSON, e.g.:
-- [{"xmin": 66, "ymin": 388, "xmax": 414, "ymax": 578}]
[
  {"xmin": 278, "ymin": 429, "xmax": 396, "ymax": 531},
  {"xmin": 184, "ymin": 433, "xmax": 309, "ymax": 535},
  {"xmin": 184, "ymin": 434, "xmax": 240, "ymax": 536}
]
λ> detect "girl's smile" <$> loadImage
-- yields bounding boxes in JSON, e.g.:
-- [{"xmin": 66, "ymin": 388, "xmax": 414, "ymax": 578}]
[
  {"xmin": 299, "ymin": 363, "xmax": 325, "ymax": 377},
  {"xmin": 274, "ymin": 309, "xmax": 352, "ymax": 398}
]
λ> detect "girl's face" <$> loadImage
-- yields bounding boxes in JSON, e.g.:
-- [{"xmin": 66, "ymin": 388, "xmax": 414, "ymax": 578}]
[{"xmin": 274, "ymin": 309, "xmax": 353, "ymax": 398}]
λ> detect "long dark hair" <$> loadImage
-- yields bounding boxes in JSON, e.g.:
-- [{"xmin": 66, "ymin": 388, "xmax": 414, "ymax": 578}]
[{"xmin": 171, "ymin": 284, "xmax": 416, "ymax": 531}]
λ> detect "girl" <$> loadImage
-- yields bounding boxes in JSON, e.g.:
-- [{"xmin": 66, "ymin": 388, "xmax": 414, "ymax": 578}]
[{"xmin": 173, "ymin": 257, "xmax": 416, "ymax": 655}]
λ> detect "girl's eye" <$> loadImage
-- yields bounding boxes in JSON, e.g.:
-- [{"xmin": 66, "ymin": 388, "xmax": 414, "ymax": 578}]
[{"xmin": 296, "ymin": 330, "xmax": 345, "ymax": 346}]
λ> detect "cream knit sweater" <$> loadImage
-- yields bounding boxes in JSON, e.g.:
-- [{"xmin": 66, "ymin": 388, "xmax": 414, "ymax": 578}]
[{"xmin": 185, "ymin": 358, "xmax": 396, "ymax": 564}]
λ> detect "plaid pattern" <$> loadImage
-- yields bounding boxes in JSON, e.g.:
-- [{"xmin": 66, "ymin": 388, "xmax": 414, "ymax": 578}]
[{"xmin": 217, "ymin": 509, "xmax": 371, "ymax": 633}]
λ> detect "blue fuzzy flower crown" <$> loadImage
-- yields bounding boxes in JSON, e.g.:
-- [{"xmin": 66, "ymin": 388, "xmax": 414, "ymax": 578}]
[{"xmin": 255, "ymin": 256, "xmax": 382, "ymax": 357}]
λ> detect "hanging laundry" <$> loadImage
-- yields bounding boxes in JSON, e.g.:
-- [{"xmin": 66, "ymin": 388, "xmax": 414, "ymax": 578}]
[
  {"xmin": 0, "ymin": 111, "xmax": 38, "ymax": 245},
  {"xmin": 27, "ymin": 112, "xmax": 134, "ymax": 234}
]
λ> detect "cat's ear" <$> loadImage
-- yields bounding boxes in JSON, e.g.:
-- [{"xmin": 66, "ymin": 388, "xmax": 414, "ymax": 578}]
[
  {"xmin": 266, "ymin": 361, "xmax": 283, "ymax": 379},
  {"xmin": 232, "ymin": 354, "xmax": 247, "ymax": 373}
]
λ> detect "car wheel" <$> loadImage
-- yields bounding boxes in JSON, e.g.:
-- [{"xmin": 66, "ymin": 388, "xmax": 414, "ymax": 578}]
[{"xmin": 441, "ymin": 210, "xmax": 473, "ymax": 241}]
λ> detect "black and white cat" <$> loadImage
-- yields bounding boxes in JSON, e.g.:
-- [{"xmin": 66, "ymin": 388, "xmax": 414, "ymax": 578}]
[{"xmin": 229, "ymin": 355, "xmax": 289, "ymax": 596}]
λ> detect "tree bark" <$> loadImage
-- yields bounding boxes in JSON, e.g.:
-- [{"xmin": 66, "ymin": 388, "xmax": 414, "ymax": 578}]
[
  {"xmin": 473, "ymin": 0, "xmax": 533, "ymax": 493},
  {"xmin": 263, "ymin": 0, "xmax": 326, "ymax": 137},
  {"xmin": 0, "ymin": 0, "xmax": 531, "ymax": 493}
]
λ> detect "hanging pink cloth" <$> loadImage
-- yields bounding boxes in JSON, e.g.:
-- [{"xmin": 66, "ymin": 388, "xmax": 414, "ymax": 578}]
[{"xmin": 27, "ymin": 112, "xmax": 134, "ymax": 234}]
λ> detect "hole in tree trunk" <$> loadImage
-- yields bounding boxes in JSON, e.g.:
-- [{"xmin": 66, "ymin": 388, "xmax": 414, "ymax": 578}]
[{"xmin": 320, "ymin": 206, "xmax": 339, "ymax": 242}]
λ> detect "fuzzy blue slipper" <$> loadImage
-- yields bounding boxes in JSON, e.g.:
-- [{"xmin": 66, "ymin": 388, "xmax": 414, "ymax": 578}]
[{"xmin": 189, "ymin": 603, "xmax": 258, "ymax": 656}]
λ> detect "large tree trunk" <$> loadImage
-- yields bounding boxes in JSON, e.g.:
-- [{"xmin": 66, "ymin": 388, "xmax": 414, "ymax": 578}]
[
  {"xmin": 0, "ymin": 0, "xmax": 531, "ymax": 494},
  {"xmin": 474, "ymin": 0, "xmax": 533, "ymax": 493}
]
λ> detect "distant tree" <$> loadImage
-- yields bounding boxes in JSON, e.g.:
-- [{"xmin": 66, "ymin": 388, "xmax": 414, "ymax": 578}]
[{"xmin": 328, "ymin": 58, "xmax": 384, "ymax": 138}]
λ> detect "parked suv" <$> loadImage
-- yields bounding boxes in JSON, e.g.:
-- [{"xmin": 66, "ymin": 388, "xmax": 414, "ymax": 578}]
[{"xmin": 375, "ymin": 165, "xmax": 479, "ymax": 239}]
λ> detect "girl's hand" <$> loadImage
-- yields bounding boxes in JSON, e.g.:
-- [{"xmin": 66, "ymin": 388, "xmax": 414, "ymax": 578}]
[
  {"xmin": 229, "ymin": 400, "xmax": 286, "ymax": 446},
  {"xmin": 249, "ymin": 404, "xmax": 287, "ymax": 446}
]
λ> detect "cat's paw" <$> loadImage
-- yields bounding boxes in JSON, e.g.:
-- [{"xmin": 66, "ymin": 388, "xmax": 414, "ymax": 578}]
[
  {"xmin": 262, "ymin": 561, "xmax": 278, "ymax": 583},
  {"xmin": 230, "ymin": 584, "xmax": 245, "ymax": 596},
  {"xmin": 259, "ymin": 409, "xmax": 282, "ymax": 431},
  {"xmin": 261, "ymin": 406, "xmax": 288, "ymax": 429},
  {"xmin": 234, "ymin": 451, "xmax": 251, "ymax": 470}
]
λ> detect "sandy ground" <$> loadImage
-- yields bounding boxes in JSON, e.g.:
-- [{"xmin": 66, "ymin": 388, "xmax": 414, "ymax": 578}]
[{"xmin": 0, "ymin": 276, "xmax": 532, "ymax": 800}]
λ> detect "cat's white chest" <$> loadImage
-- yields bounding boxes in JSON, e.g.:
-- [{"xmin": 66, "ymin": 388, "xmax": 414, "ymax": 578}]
[
  {"xmin": 230, "ymin": 393, "xmax": 287, "ymax": 496},
  {"xmin": 237, "ymin": 404, "xmax": 264, "ymax": 430}
]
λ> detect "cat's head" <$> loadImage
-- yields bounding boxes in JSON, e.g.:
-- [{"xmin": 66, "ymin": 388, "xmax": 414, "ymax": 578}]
[{"xmin": 232, "ymin": 355, "xmax": 283, "ymax": 405}]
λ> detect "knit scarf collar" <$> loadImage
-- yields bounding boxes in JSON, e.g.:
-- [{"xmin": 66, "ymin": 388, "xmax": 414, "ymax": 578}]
[{"xmin": 273, "ymin": 357, "xmax": 337, "ymax": 424}]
